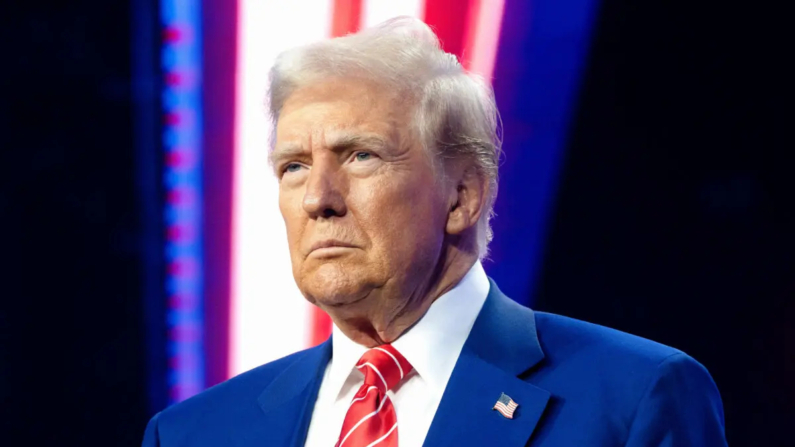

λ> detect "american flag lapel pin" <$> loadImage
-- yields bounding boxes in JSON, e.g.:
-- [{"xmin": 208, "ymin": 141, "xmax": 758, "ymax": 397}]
[{"xmin": 492, "ymin": 392, "xmax": 519, "ymax": 419}]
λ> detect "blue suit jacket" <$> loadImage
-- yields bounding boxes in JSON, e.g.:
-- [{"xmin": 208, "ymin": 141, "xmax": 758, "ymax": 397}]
[{"xmin": 143, "ymin": 280, "xmax": 727, "ymax": 446}]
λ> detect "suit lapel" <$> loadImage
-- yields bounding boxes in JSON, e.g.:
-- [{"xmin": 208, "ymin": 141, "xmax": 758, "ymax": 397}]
[
  {"xmin": 422, "ymin": 279, "xmax": 550, "ymax": 447},
  {"xmin": 256, "ymin": 339, "xmax": 332, "ymax": 447}
]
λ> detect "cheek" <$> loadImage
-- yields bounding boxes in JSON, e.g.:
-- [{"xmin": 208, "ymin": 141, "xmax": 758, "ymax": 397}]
[
  {"xmin": 356, "ymin": 174, "xmax": 445, "ymax": 256},
  {"xmin": 279, "ymin": 188, "xmax": 306, "ymax": 248}
]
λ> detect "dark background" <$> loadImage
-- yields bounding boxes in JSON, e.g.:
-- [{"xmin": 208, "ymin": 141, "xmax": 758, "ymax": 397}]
[
  {"xmin": 536, "ymin": 2, "xmax": 792, "ymax": 445},
  {"xmin": 0, "ymin": 0, "xmax": 790, "ymax": 445},
  {"xmin": 0, "ymin": 1, "xmax": 152, "ymax": 445}
]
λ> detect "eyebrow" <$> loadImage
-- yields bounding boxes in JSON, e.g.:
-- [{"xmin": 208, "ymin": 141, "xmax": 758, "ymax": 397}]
[
  {"xmin": 270, "ymin": 132, "xmax": 391, "ymax": 166},
  {"xmin": 269, "ymin": 142, "xmax": 305, "ymax": 167},
  {"xmin": 325, "ymin": 133, "xmax": 390, "ymax": 152}
]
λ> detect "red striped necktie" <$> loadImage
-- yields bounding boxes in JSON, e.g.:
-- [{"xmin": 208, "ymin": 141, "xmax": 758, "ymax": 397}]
[{"xmin": 335, "ymin": 345, "xmax": 413, "ymax": 447}]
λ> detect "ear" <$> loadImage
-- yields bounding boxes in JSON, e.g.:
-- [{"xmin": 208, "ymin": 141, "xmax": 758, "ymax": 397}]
[{"xmin": 445, "ymin": 164, "xmax": 488, "ymax": 236}]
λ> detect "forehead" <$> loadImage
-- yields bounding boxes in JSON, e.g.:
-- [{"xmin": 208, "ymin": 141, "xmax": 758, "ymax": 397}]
[{"xmin": 275, "ymin": 78, "xmax": 408, "ymax": 146}]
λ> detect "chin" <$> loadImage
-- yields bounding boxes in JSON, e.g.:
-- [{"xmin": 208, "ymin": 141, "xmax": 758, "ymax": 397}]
[{"xmin": 298, "ymin": 260, "xmax": 375, "ymax": 307}]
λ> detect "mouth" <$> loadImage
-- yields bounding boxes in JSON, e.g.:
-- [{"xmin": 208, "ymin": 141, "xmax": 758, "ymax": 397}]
[{"xmin": 308, "ymin": 240, "xmax": 358, "ymax": 257}]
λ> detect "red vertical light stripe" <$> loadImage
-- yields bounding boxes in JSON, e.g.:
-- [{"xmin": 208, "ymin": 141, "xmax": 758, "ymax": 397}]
[
  {"xmin": 460, "ymin": 0, "xmax": 506, "ymax": 79},
  {"xmin": 423, "ymin": 0, "xmax": 477, "ymax": 61},
  {"xmin": 309, "ymin": 305, "xmax": 333, "ymax": 346},
  {"xmin": 426, "ymin": 0, "xmax": 505, "ymax": 77},
  {"xmin": 331, "ymin": 0, "xmax": 363, "ymax": 37},
  {"xmin": 461, "ymin": 0, "xmax": 483, "ymax": 70},
  {"xmin": 308, "ymin": 0, "xmax": 365, "ymax": 348}
]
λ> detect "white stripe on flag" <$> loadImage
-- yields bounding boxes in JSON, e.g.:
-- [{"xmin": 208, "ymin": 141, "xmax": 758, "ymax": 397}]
[{"xmin": 494, "ymin": 402, "xmax": 516, "ymax": 418}]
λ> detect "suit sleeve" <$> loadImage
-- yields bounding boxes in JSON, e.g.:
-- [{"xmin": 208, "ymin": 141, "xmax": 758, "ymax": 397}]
[
  {"xmin": 624, "ymin": 352, "xmax": 727, "ymax": 447},
  {"xmin": 142, "ymin": 412, "xmax": 162, "ymax": 447}
]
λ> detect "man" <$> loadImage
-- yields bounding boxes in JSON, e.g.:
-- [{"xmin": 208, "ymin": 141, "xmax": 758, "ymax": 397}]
[{"xmin": 143, "ymin": 17, "xmax": 726, "ymax": 447}]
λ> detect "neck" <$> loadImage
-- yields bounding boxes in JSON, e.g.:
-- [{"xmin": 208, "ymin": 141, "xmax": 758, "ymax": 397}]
[{"xmin": 326, "ymin": 244, "xmax": 479, "ymax": 347}]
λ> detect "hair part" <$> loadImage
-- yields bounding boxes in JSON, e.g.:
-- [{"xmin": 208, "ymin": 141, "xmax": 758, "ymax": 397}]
[{"xmin": 268, "ymin": 16, "xmax": 502, "ymax": 259}]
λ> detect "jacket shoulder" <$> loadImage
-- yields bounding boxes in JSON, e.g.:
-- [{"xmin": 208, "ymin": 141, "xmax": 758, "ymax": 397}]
[
  {"xmin": 534, "ymin": 310, "xmax": 683, "ymax": 366},
  {"xmin": 531, "ymin": 311, "xmax": 696, "ymax": 408},
  {"xmin": 532, "ymin": 311, "xmax": 716, "ymax": 411},
  {"xmin": 531, "ymin": 311, "xmax": 725, "ymax": 444}
]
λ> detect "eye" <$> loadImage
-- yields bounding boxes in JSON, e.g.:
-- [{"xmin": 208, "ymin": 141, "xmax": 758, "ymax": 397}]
[
  {"xmin": 283, "ymin": 162, "xmax": 304, "ymax": 174},
  {"xmin": 353, "ymin": 152, "xmax": 372, "ymax": 162}
]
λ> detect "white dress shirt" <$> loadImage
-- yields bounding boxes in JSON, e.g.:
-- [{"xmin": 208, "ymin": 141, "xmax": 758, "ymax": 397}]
[{"xmin": 303, "ymin": 261, "xmax": 490, "ymax": 447}]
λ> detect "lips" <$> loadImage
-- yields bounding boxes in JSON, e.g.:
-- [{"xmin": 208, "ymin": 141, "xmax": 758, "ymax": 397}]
[{"xmin": 309, "ymin": 240, "xmax": 357, "ymax": 253}]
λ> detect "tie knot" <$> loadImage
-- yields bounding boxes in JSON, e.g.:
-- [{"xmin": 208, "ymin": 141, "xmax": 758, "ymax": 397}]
[{"xmin": 356, "ymin": 345, "xmax": 412, "ymax": 393}]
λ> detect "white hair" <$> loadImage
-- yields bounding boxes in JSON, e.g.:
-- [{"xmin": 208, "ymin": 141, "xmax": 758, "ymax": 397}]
[{"xmin": 268, "ymin": 16, "xmax": 502, "ymax": 258}]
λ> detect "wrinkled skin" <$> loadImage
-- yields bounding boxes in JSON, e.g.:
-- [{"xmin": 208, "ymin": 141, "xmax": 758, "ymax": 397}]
[{"xmin": 272, "ymin": 77, "xmax": 486, "ymax": 346}]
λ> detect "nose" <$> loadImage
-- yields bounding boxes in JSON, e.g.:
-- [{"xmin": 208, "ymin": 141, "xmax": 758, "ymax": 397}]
[{"xmin": 302, "ymin": 160, "xmax": 347, "ymax": 219}]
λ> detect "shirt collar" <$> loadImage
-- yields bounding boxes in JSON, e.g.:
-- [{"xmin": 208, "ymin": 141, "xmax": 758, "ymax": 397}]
[{"xmin": 326, "ymin": 261, "xmax": 490, "ymax": 400}]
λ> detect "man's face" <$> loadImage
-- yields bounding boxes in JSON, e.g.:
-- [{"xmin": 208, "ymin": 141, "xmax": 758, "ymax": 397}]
[{"xmin": 273, "ymin": 78, "xmax": 449, "ymax": 314}]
